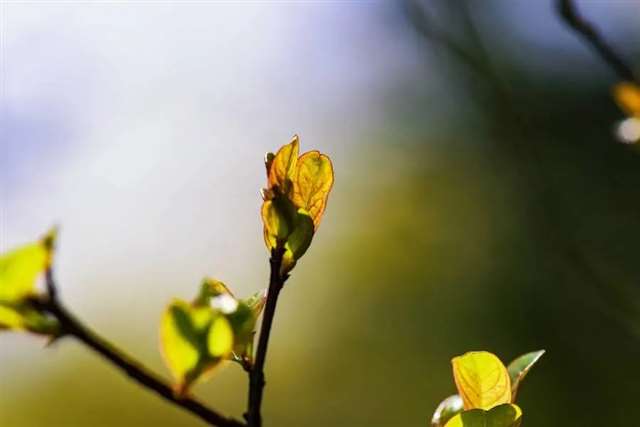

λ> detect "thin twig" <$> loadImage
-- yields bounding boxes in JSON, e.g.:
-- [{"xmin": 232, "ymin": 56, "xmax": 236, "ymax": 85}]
[
  {"xmin": 557, "ymin": 0, "xmax": 638, "ymax": 83},
  {"xmin": 405, "ymin": 0, "xmax": 492, "ymax": 79},
  {"xmin": 246, "ymin": 247, "xmax": 288, "ymax": 427},
  {"xmin": 35, "ymin": 270, "xmax": 244, "ymax": 427}
]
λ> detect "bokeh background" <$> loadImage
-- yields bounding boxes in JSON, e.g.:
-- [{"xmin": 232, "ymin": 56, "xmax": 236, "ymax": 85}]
[{"xmin": 2, "ymin": 1, "xmax": 640, "ymax": 426}]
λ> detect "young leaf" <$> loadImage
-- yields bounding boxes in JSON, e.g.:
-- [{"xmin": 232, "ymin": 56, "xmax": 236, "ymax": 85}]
[
  {"xmin": 227, "ymin": 291, "xmax": 266, "ymax": 367},
  {"xmin": 0, "ymin": 229, "xmax": 56, "ymax": 302},
  {"xmin": 195, "ymin": 278, "xmax": 235, "ymax": 306},
  {"xmin": 0, "ymin": 304, "xmax": 25, "ymax": 329},
  {"xmin": 431, "ymin": 395, "xmax": 464, "ymax": 427},
  {"xmin": 444, "ymin": 404, "xmax": 522, "ymax": 427},
  {"xmin": 267, "ymin": 135, "xmax": 299, "ymax": 193},
  {"xmin": 291, "ymin": 150, "xmax": 334, "ymax": 229},
  {"xmin": 261, "ymin": 194, "xmax": 301, "ymax": 250},
  {"xmin": 160, "ymin": 300, "xmax": 232, "ymax": 393},
  {"xmin": 261, "ymin": 137, "xmax": 334, "ymax": 272},
  {"xmin": 452, "ymin": 351, "xmax": 511, "ymax": 410},
  {"xmin": 207, "ymin": 315, "xmax": 234, "ymax": 357},
  {"xmin": 614, "ymin": 82, "xmax": 640, "ymax": 117},
  {"xmin": 507, "ymin": 350, "xmax": 545, "ymax": 402},
  {"xmin": 281, "ymin": 209, "xmax": 315, "ymax": 274},
  {"xmin": 0, "ymin": 302, "xmax": 60, "ymax": 336}
]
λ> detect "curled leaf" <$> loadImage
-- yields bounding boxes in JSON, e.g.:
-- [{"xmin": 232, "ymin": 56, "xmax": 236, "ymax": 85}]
[
  {"xmin": 507, "ymin": 350, "xmax": 545, "ymax": 402},
  {"xmin": 281, "ymin": 209, "xmax": 315, "ymax": 274},
  {"xmin": 444, "ymin": 404, "xmax": 522, "ymax": 427},
  {"xmin": 432, "ymin": 395, "xmax": 464, "ymax": 427},
  {"xmin": 452, "ymin": 351, "xmax": 511, "ymax": 410},
  {"xmin": 261, "ymin": 197, "xmax": 295, "ymax": 250}
]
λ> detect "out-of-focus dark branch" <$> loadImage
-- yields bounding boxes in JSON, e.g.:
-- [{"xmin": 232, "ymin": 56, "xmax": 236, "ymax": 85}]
[
  {"xmin": 405, "ymin": 0, "xmax": 490, "ymax": 78},
  {"xmin": 32, "ymin": 269, "xmax": 245, "ymax": 427},
  {"xmin": 557, "ymin": 0, "xmax": 638, "ymax": 83},
  {"xmin": 407, "ymin": 0, "xmax": 639, "ymax": 334}
]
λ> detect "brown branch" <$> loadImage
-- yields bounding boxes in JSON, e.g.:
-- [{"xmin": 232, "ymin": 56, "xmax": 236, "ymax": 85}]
[
  {"xmin": 557, "ymin": 0, "xmax": 638, "ymax": 83},
  {"xmin": 34, "ymin": 270, "xmax": 245, "ymax": 427},
  {"xmin": 245, "ymin": 247, "xmax": 288, "ymax": 427}
]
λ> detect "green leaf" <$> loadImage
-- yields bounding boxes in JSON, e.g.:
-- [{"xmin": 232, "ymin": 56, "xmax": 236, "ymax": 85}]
[
  {"xmin": 227, "ymin": 291, "xmax": 266, "ymax": 367},
  {"xmin": 0, "ymin": 302, "xmax": 60, "ymax": 336},
  {"xmin": 444, "ymin": 404, "xmax": 522, "ymax": 427},
  {"xmin": 0, "ymin": 236, "xmax": 52, "ymax": 302},
  {"xmin": 160, "ymin": 299, "xmax": 233, "ymax": 394},
  {"xmin": 291, "ymin": 150, "xmax": 334, "ymax": 229},
  {"xmin": 432, "ymin": 395, "xmax": 464, "ymax": 427},
  {"xmin": 261, "ymin": 196, "xmax": 296, "ymax": 250},
  {"xmin": 207, "ymin": 315, "xmax": 233, "ymax": 357},
  {"xmin": 282, "ymin": 209, "xmax": 315, "ymax": 274},
  {"xmin": 267, "ymin": 135, "xmax": 299, "ymax": 194},
  {"xmin": 452, "ymin": 351, "xmax": 511, "ymax": 410},
  {"xmin": 507, "ymin": 350, "xmax": 545, "ymax": 401},
  {"xmin": 195, "ymin": 278, "xmax": 235, "ymax": 306}
]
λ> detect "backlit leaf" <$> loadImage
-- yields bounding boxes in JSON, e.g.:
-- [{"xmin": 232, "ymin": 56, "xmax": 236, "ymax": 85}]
[
  {"xmin": 160, "ymin": 299, "xmax": 232, "ymax": 393},
  {"xmin": 432, "ymin": 395, "xmax": 464, "ymax": 427},
  {"xmin": 243, "ymin": 289, "xmax": 267, "ymax": 315},
  {"xmin": 614, "ymin": 82, "xmax": 640, "ymax": 117},
  {"xmin": 507, "ymin": 350, "xmax": 545, "ymax": 402},
  {"xmin": 195, "ymin": 278, "xmax": 235, "ymax": 306},
  {"xmin": 0, "ymin": 302, "xmax": 60, "ymax": 335},
  {"xmin": 207, "ymin": 315, "xmax": 233, "ymax": 357},
  {"xmin": 452, "ymin": 351, "xmax": 511, "ymax": 410},
  {"xmin": 0, "ymin": 304, "xmax": 25, "ymax": 329},
  {"xmin": 281, "ymin": 209, "xmax": 315, "ymax": 274},
  {"xmin": 444, "ymin": 404, "xmax": 522, "ymax": 427},
  {"xmin": 267, "ymin": 135, "xmax": 299, "ymax": 193},
  {"xmin": 261, "ymin": 137, "xmax": 334, "ymax": 271},
  {"xmin": 227, "ymin": 291, "xmax": 266, "ymax": 366},
  {"xmin": 292, "ymin": 150, "xmax": 334, "ymax": 228},
  {"xmin": 0, "ymin": 229, "xmax": 55, "ymax": 302},
  {"xmin": 261, "ymin": 196, "xmax": 297, "ymax": 250}
]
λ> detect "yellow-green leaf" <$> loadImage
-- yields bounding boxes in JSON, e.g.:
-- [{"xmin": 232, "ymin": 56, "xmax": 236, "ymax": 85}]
[
  {"xmin": 507, "ymin": 350, "xmax": 545, "ymax": 402},
  {"xmin": 0, "ymin": 304, "xmax": 26, "ymax": 329},
  {"xmin": 0, "ymin": 302, "xmax": 60, "ymax": 336},
  {"xmin": 614, "ymin": 82, "xmax": 640, "ymax": 117},
  {"xmin": 267, "ymin": 135, "xmax": 299, "ymax": 193},
  {"xmin": 226, "ymin": 291, "xmax": 265, "ymax": 367},
  {"xmin": 452, "ymin": 351, "xmax": 511, "ymax": 410},
  {"xmin": 0, "ymin": 230, "xmax": 56, "ymax": 302},
  {"xmin": 261, "ymin": 196, "xmax": 298, "ymax": 251},
  {"xmin": 207, "ymin": 315, "xmax": 233, "ymax": 357},
  {"xmin": 195, "ymin": 278, "xmax": 235, "ymax": 306},
  {"xmin": 160, "ymin": 300, "xmax": 232, "ymax": 393},
  {"xmin": 444, "ymin": 404, "xmax": 522, "ymax": 427},
  {"xmin": 432, "ymin": 395, "xmax": 464, "ymax": 427},
  {"xmin": 291, "ymin": 150, "xmax": 334, "ymax": 229},
  {"xmin": 281, "ymin": 209, "xmax": 315, "ymax": 274}
]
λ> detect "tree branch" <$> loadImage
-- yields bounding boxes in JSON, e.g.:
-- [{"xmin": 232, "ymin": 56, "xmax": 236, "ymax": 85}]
[
  {"xmin": 34, "ymin": 270, "xmax": 245, "ymax": 427},
  {"xmin": 557, "ymin": 0, "xmax": 638, "ymax": 83},
  {"xmin": 246, "ymin": 247, "xmax": 288, "ymax": 427}
]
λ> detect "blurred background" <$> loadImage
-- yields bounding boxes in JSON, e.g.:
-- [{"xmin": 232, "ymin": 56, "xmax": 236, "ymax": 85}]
[{"xmin": 2, "ymin": 1, "xmax": 640, "ymax": 426}]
